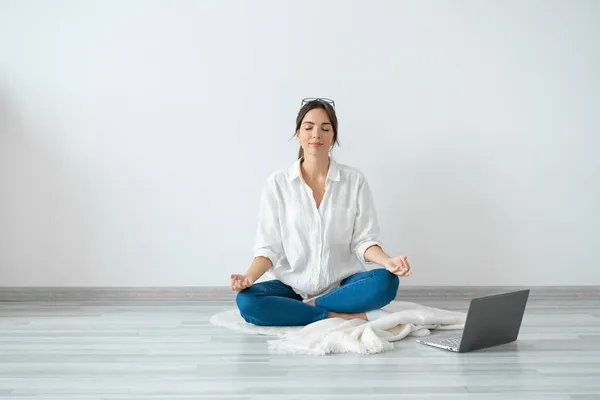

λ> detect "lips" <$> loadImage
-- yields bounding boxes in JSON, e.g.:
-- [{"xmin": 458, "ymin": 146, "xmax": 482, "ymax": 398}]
[{"xmin": 310, "ymin": 143, "xmax": 323, "ymax": 146}]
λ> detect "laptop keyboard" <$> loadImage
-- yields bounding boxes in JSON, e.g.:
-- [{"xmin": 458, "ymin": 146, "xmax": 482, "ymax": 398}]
[{"xmin": 431, "ymin": 336, "xmax": 462, "ymax": 348}]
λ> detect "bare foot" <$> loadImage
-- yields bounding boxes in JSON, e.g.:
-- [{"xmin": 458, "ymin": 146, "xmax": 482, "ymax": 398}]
[
  {"xmin": 328, "ymin": 311, "xmax": 367, "ymax": 321},
  {"xmin": 307, "ymin": 300, "xmax": 366, "ymax": 321}
]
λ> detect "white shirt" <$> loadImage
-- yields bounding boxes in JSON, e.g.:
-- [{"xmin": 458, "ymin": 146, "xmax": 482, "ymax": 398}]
[{"xmin": 253, "ymin": 156, "xmax": 383, "ymax": 300}]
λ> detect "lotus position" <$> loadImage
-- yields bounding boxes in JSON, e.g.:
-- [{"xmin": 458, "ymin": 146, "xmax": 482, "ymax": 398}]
[{"xmin": 230, "ymin": 98, "xmax": 411, "ymax": 326}]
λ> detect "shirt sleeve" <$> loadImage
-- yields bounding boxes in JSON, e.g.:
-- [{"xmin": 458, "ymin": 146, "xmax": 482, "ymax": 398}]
[
  {"xmin": 350, "ymin": 175, "xmax": 383, "ymax": 263},
  {"xmin": 253, "ymin": 175, "xmax": 284, "ymax": 268}
]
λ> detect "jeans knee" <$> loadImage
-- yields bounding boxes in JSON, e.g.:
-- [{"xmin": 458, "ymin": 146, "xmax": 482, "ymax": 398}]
[
  {"xmin": 236, "ymin": 290, "xmax": 277, "ymax": 326},
  {"xmin": 372, "ymin": 268, "xmax": 399, "ymax": 301},
  {"xmin": 235, "ymin": 290, "xmax": 256, "ymax": 319}
]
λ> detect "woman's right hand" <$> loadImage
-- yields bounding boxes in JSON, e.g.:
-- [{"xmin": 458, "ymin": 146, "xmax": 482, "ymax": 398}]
[{"xmin": 230, "ymin": 274, "xmax": 254, "ymax": 292}]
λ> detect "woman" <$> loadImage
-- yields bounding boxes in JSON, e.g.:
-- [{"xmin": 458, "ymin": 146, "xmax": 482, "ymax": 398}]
[{"xmin": 230, "ymin": 98, "xmax": 411, "ymax": 326}]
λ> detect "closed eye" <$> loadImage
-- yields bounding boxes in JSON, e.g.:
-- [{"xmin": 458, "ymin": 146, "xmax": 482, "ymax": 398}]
[{"xmin": 303, "ymin": 121, "xmax": 332, "ymax": 129}]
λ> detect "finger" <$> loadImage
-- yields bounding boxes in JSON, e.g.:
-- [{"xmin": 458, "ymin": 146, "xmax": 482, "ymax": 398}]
[
  {"xmin": 400, "ymin": 257, "xmax": 408, "ymax": 270},
  {"xmin": 397, "ymin": 258, "xmax": 404, "ymax": 269}
]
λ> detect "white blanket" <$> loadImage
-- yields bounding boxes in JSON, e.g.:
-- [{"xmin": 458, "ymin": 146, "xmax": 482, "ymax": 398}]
[{"xmin": 210, "ymin": 301, "xmax": 466, "ymax": 356}]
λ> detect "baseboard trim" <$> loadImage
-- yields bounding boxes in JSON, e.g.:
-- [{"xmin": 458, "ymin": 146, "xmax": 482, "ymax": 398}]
[{"xmin": 0, "ymin": 286, "xmax": 598, "ymax": 302}]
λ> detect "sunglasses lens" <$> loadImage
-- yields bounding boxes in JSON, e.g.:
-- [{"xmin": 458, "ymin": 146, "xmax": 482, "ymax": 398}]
[{"xmin": 301, "ymin": 98, "xmax": 335, "ymax": 107}]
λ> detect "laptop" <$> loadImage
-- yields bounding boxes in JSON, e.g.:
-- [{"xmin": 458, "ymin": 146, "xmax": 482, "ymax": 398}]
[{"xmin": 416, "ymin": 289, "xmax": 530, "ymax": 353}]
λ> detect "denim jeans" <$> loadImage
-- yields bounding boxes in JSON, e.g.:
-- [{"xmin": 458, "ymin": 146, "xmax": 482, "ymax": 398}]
[{"xmin": 235, "ymin": 268, "xmax": 400, "ymax": 326}]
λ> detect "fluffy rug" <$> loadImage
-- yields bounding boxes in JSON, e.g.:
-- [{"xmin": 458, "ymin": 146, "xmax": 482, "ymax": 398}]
[{"xmin": 210, "ymin": 301, "xmax": 466, "ymax": 355}]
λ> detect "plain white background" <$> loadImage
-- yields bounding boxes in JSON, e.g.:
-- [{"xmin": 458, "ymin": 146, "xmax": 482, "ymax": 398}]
[{"xmin": 0, "ymin": 0, "xmax": 598, "ymax": 286}]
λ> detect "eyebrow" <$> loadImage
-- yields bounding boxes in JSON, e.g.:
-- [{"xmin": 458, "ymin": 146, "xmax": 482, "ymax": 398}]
[{"xmin": 303, "ymin": 121, "xmax": 332, "ymax": 126}]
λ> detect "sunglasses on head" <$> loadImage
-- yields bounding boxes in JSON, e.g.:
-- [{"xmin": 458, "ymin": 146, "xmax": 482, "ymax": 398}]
[{"xmin": 301, "ymin": 97, "xmax": 335, "ymax": 108}]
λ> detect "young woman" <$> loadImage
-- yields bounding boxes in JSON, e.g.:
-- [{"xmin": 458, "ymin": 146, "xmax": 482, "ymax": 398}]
[{"xmin": 230, "ymin": 98, "xmax": 411, "ymax": 326}]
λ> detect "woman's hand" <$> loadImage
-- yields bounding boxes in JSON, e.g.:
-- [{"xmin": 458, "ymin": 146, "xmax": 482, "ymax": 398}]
[
  {"xmin": 230, "ymin": 274, "xmax": 254, "ymax": 292},
  {"xmin": 383, "ymin": 255, "xmax": 412, "ymax": 277}
]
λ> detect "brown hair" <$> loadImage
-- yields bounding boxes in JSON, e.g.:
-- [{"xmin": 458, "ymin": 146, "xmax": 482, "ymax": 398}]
[{"xmin": 292, "ymin": 100, "xmax": 340, "ymax": 159}]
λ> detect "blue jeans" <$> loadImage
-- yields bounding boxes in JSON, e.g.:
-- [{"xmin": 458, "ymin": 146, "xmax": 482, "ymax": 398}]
[{"xmin": 236, "ymin": 268, "xmax": 399, "ymax": 326}]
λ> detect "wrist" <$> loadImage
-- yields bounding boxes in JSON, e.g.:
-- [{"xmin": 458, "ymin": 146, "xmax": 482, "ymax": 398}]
[{"xmin": 364, "ymin": 245, "xmax": 391, "ymax": 266}]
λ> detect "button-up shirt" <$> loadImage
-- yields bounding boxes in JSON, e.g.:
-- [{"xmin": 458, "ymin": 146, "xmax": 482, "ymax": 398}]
[{"xmin": 253, "ymin": 156, "xmax": 383, "ymax": 300}]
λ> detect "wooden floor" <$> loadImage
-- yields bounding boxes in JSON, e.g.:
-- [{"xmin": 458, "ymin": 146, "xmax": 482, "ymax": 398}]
[{"xmin": 1, "ymin": 287, "xmax": 599, "ymax": 399}]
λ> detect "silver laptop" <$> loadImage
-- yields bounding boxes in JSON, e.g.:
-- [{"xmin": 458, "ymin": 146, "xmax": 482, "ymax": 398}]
[{"xmin": 416, "ymin": 289, "xmax": 530, "ymax": 353}]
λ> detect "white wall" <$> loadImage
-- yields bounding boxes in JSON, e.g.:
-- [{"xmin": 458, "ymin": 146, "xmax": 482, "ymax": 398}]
[{"xmin": 0, "ymin": 0, "xmax": 598, "ymax": 287}]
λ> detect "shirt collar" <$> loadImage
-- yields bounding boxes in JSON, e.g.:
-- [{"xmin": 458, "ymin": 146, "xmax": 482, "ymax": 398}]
[{"xmin": 287, "ymin": 156, "xmax": 341, "ymax": 182}]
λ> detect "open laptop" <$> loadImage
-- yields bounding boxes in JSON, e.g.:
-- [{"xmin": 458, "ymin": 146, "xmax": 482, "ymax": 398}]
[{"xmin": 416, "ymin": 289, "xmax": 530, "ymax": 353}]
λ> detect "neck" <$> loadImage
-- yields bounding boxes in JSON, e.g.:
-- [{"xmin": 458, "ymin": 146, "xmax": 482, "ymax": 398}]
[{"xmin": 300, "ymin": 154, "xmax": 330, "ymax": 181}]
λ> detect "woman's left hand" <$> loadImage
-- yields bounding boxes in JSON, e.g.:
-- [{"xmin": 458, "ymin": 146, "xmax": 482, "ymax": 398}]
[{"xmin": 384, "ymin": 255, "xmax": 412, "ymax": 277}]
